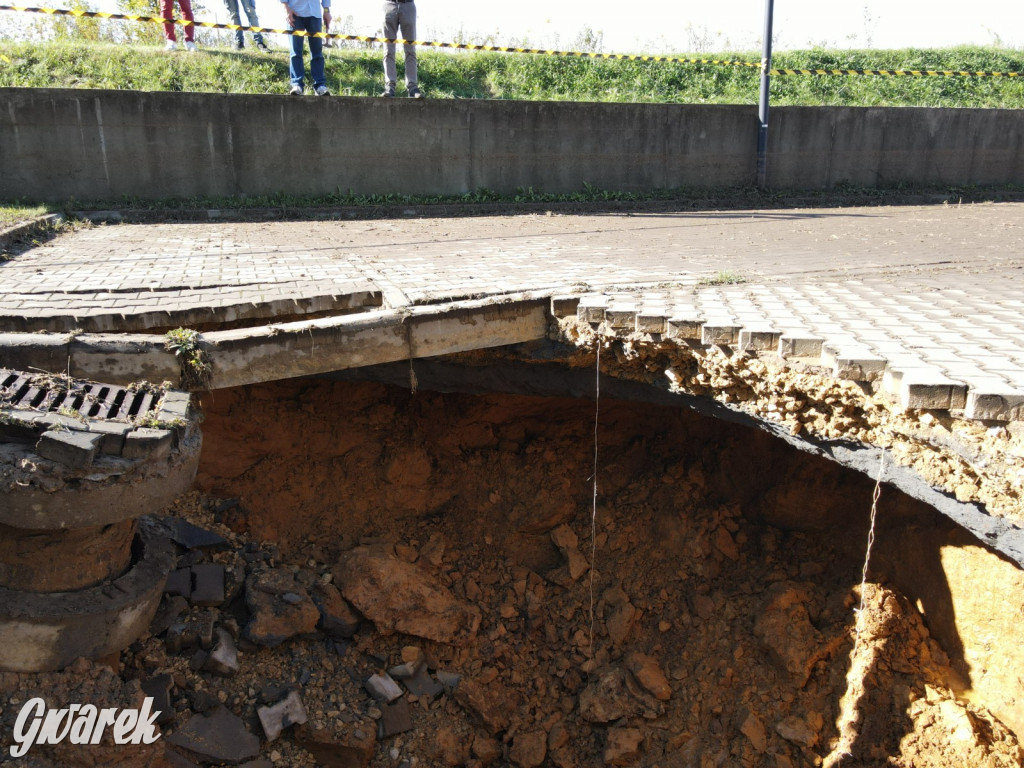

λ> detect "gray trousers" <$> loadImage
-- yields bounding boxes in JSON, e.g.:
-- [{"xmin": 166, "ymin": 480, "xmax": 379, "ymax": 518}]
[{"xmin": 383, "ymin": 0, "xmax": 417, "ymax": 89}]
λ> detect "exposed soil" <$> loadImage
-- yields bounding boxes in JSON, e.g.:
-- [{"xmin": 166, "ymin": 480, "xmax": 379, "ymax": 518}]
[{"xmin": 2, "ymin": 375, "xmax": 1021, "ymax": 767}]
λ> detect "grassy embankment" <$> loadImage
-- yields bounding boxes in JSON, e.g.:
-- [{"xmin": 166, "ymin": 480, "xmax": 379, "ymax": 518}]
[{"xmin": 1, "ymin": 39, "xmax": 1023, "ymax": 215}]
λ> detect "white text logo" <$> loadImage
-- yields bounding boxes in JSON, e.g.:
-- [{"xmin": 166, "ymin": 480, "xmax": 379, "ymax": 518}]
[{"xmin": 10, "ymin": 697, "xmax": 161, "ymax": 758}]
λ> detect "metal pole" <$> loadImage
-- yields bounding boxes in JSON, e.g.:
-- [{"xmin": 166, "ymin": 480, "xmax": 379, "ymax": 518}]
[{"xmin": 756, "ymin": 0, "xmax": 774, "ymax": 188}]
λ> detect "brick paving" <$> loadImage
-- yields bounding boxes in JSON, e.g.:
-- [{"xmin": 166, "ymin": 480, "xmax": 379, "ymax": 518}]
[{"xmin": 1, "ymin": 203, "xmax": 1023, "ymax": 419}]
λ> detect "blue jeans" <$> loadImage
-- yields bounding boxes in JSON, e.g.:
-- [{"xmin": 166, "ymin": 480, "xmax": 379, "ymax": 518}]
[
  {"xmin": 289, "ymin": 15, "xmax": 325, "ymax": 90},
  {"xmin": 223, "ymin": 0, "xmax": 264, "ymax": 46}
]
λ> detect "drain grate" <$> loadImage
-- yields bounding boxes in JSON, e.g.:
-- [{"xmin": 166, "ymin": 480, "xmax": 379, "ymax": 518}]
[{"xmin": 0, "ymin": 369, "xmax": 159, "ymax": 422}]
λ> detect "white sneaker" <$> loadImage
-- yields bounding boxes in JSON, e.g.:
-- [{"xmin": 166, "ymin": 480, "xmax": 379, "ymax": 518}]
[
  {"xmin": 164, "ymin": 41, "xmax": 177, "ymax": 51},
  {"xmin": 289, "ymin": 84, "xmax": 303, "ymax": 95},
  {"xmin": 314, "ymin": 85, "xmax": 330, "ymax": 96},
  {"xmin": 185, "ymin": 41, "xmax": 197, "ymax": 52}
]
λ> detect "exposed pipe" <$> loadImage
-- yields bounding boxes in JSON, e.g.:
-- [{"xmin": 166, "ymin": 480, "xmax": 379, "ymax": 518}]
[{"xmin": 756, "ymin": 0, "xmax": 775, "ymax": 188}]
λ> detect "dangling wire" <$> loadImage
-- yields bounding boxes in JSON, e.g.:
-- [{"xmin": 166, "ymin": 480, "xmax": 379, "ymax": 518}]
[{"xmin": 588, "ymin": 335, "xmax": 601, "ymax": 659}]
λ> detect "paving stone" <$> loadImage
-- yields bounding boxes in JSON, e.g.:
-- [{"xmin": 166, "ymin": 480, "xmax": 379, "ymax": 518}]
[
  {"xmin": 165, "ymin": 567, "xmax": 193, "ymax": 599},
  {"xmin": 141, "ymin": 673, "xmax": 175, "ymax": 725},
  {"xmin": 166, "ymin": 518, "xmax": 229, "ymax": 551},
  {"xmin": 191, "ymin": 563, "xmax": 226, "ymax": 606},
  {"xmin": 123, "ymin": 427, "xmax": 174, "ymax": 460},
  {"xmin": 258, "ymin": 690, "xmax": 308, "ymax": 741},
  {"xmin": 34, "ymin": 429, "xmax": 102, "ymax": 469},
  {"xmin": 85, "ymin": 419, "xmax": 132, "ymax": 455},
  {"xmin": 701, "ymin": 324, "xmax": 741, "ymax": 346}
]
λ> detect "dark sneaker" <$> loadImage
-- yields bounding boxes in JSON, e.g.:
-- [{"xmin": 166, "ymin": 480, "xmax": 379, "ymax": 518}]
[
  {"xmin": 408, "ymin": 87, "xmax": 423, "ymax": 99},
  {"xmin": 381, "ymin": 87, "xmax": 395, "ymax": 97},
  {"xmin": 289, "ymin": 84, "xmax": 303, "ymax": 95},
  {"xmin": 255, "ymin": 41, "xmax": 269, "ymax": 52}
]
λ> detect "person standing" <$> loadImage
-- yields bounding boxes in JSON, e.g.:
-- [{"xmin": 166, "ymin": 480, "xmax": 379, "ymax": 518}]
[
  {"xmin": 381, "ymin": 0, "xmax": 421, "ymax": 98},
  {"xmin": 224, "ymin": 0, "xmax": 269, "ymax": 51},
  {"xmin": 282, "ymin": 0, "xmax": 331, "ymax": 96},
  {"xmin": 161, "ymin": 0, "xmax": 197, "ymax": 51}
]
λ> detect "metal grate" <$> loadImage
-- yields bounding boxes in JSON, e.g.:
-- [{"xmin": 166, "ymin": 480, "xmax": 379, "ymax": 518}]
[{"xmin": 0, "ymin": 369, "xmax": 159, "ymax": 422}]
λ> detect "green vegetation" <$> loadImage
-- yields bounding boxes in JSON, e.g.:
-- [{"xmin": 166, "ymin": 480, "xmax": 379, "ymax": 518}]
[
  {"xmin": 0, "ymin": 203, "xmax": 49, "ymax": 227},
  {"xmin": 0, "ymin": 38, "xmax": 1022, "ymax": 107}
]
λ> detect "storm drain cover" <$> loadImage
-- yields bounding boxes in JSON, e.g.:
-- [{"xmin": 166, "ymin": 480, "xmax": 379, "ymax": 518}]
[{"xmin": 0, "ymin": 369, "xmax": 160, "ymax": 422}]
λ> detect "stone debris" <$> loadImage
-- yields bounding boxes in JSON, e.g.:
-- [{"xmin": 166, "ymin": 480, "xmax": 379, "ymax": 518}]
[
  {"xmin": 454, "ymin": 677, "xmax": 513, "ymax": 735},
  {"xmin": 378, "ymin": 698, "xmax": 414, "ymax": 738},
  {"xmin": 295, "ymin": 722, "xmax": 377, "ymax": 768},
  {"xmin": 333, "ymin": 546, "xmax": 481, "ymax": 646},
  {"xmin": 245, "ymin": 568, "xmax": 320, "ymax": 647},
  {"xmin": 311, "ymin": 581, "xmax": 362, "ymax": 638},
  {"xmin": 204, "ymin": 627, "xmax": 239, "ymax": 677},
  {"xmin": 363, "ymin": 672, "xmax": 403, "ymax": 703},
  {"xmin": 624, "ymin": 652, "xmax": 672, "ymax": 701},
  {"xmin": 510, "ymin": 729, "xmax": 547, "ymax": 767},
  {"xmin": 602, "ymin": 586, "xmax": 637, "ymax": 646},
  {"xmin": 604, "ymin": 727, "xmax": 643, "ymax": 766},
  {"xmin": 166, "ymin": 705, "xmax": 260, "ymax": 764},
  {"xmin": 550, "ymin": 523, "xmax": 590, "ymax": 581},
  {"xmin": 258, "ymin": 689, "xmax": 309, "ymax": 741},
  {"xmin": 755, "ymin": 581, "xmax": 835, "ymax": 687}
]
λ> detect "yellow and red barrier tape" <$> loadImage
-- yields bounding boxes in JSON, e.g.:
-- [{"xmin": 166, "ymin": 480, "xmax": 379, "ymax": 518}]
[
  {"xmin": 0, "ymin": 5, "xmax": 761, "ymax": 68},
  {"xmin": 3, "ymin": 5, "xmax": 1022, "ymax": 78}
]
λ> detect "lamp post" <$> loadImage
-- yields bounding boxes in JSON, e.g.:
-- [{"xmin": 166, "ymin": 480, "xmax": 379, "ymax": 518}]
[{"xmin": 756, "ymin": 0, "xmax": 775, "ymax": 188}]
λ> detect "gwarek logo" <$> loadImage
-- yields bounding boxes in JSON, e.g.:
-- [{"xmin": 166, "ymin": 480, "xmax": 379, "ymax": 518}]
[{"xmin": 9, "ymin": 697, "xmax": 161, "ymax": 758}]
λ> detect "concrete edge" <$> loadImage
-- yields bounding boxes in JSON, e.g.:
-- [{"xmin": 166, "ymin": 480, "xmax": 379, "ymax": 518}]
[
  {"xmin": 0, "ymin": 213, "xmax": 64, "ymax": 252},
  {"xmin": 0, "ymin": 518, "xmax": 173, "ymax": 672}
]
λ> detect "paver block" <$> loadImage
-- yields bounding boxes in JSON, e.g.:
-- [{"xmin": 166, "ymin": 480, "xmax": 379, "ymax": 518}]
[
  {"xmin": 778, "ymin": 335, "xmax": 825, "ymax": 358},
  {"xmin": 35, "ymin": 429, "xmax": 103, "ymax": 469},
  {"xmin": 666, "ymin": 316, "xmax": 704, "ymax": 340},
  {"xmin": 123, "ymin": 427, "xmax": 174, "ymax": 460},
  {"xmin": 899, "ymin": 376, "xmax": 967, "ymax": 411},
  {"xmin": 86, "ymin": 419, "xmax": 133, "ymax": 455},
  {"xmin": 191, "ymin": 563, "xmax": 226, "ymax": 607},
  {"xmin": 701, "ymin": 324, "xmax": 741, "ymax": 346},
  {"xmin": 550, "ymin": 296, "xmax": 581, "ymax": 318},
  {"xmin": 605, "ymin": 307, "xmax": 637, "ymax": 330},
  {"xmin": 964, "ymin": 388, "xmax": 1024, "ymax": 422},
  {"xmin": 258, "ymin": 690, "xmax": 308, "ymax": 742},
  {"xmin": 635, "ymin": 311, "xmax": 668, "ymax": 334},
  {"xmin": 156, "ymin": 390, "xmax": 192, "ymax": 422},
  {"xmin": 577, "ymin": 297, "xmax": 608, "ymax": 324},
  {"xmin": 739, "ymin": 327, "xmax": 780, "ymax": 352}
]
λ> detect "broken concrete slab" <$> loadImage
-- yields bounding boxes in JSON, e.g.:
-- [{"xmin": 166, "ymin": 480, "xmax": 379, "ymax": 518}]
[{"xmin": 190, "ymin": 563, "xmax": 226, "ymax": 607}]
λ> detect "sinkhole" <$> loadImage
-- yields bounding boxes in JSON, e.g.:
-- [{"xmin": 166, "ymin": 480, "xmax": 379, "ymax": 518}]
[{"xmin": 177, "ymin": 344, "xmax": 1024, "ymax": 768}]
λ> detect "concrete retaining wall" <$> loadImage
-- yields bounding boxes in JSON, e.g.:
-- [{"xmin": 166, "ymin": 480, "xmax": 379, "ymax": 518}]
[{"xmin": 1, "ymin": 87, "xmax": 1022, "ymax": 201}]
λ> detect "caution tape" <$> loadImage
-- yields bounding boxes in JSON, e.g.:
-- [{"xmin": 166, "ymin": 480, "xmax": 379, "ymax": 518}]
[
  {"xmin": 5, "ymin": 6, "xmax": 1022, "ymax": 78},
  {"xmin": 0, "ymin": 5, "xmax": 761, "ymax": 68},
  {"xmin": 771, "ymin": 67, "xmax": 1022, "ymax": 78}
]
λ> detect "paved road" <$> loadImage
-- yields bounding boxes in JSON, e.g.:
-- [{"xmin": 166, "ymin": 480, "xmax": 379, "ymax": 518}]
[{"xmin": 2, "ymin": 202, "xmax": 1023, "ymax": 419}]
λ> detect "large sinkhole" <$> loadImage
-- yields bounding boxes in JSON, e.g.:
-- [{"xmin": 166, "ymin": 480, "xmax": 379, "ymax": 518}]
[{"xmin": 167, "ymin": 351, "xmax": 1024, "ymax": 768}]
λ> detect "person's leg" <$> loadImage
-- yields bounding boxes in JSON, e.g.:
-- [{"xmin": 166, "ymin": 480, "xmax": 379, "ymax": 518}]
[
  {"xmin": 382, "ymin": 1, "xmax": 399, "ymax": 92},
  {"xmin": 239, "ymin": 0, "xmax": 264, "ymax": 46},
  {"xmin": 178, "ymin": 0, "xmax": 195, "ymax": 42},
  {"xmin": 399, "ymin": 1, "xmax": 417, "ymax": 90},
  {"xmin": 160, "ymin": 0, "xmax": 176, "ymax": 42},
  {"xmin": 308, "ymin": 16, "xmax": 325, "ymax": 89},
  {"xmin": 289, "ymin": 16, "xmax": 308, "ymax": 89},
  {"xmin": 223, "ymin": 0, "xmax": 244, "ymax": 47}
]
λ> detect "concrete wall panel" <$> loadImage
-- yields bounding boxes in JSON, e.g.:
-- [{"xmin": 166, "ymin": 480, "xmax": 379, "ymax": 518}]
[{"xmin": 1, "ymin": 88, "xmax": 1023, "ymax": 201}]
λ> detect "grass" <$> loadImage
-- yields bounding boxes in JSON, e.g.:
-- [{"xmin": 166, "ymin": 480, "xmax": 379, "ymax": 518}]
[
  {"xmin": 0, "ymin": 203, "xmax": 50, "ymax": 228},
  {"xmin": 0, "ymin": 38, "xmax": 1022, "ymax": 107}
]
